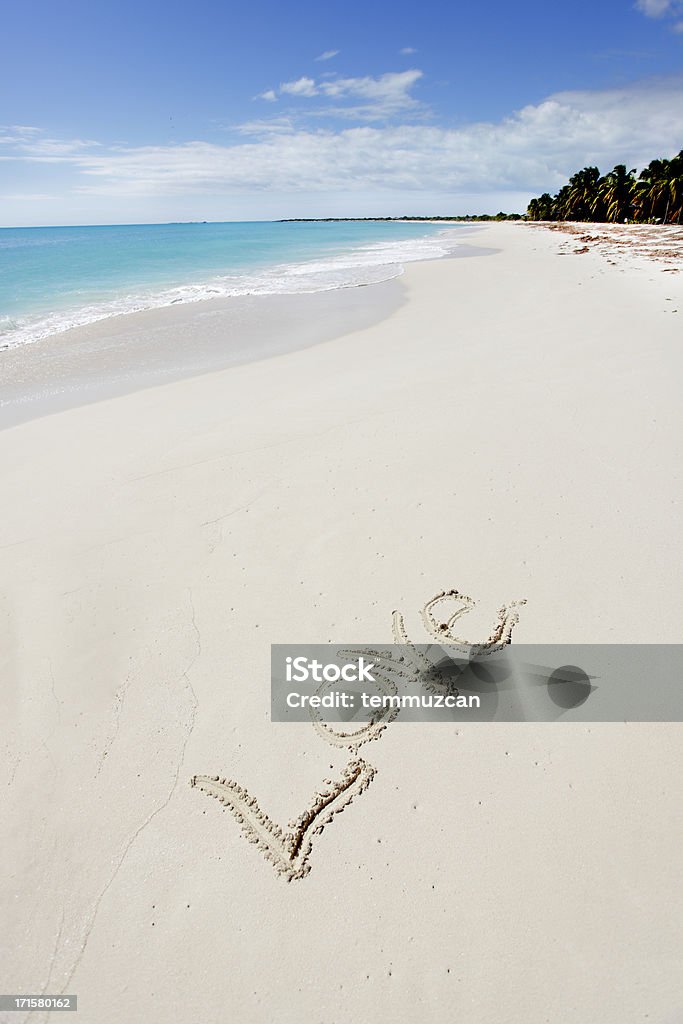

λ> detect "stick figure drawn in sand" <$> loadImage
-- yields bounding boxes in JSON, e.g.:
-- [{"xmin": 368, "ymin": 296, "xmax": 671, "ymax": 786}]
[{"xmin": 190, "ymin": 588, "xmax": 526, "ymax": 881}]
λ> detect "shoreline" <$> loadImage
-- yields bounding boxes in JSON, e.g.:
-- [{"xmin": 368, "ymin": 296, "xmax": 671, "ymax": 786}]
[
  {"xmin": 0, "ymin": 222, "xmax": 478, "ymax": 355},
  {"xmin": 1, "ymin": 221, "xmax": 682, "ymax": 1023},
  {"xmin": 0, "ymin": 239, "xmax": 494, "ymax": 431},
  {"xmin": 0, "ymin": 278, "xmax": 405, "ymax": 430}
]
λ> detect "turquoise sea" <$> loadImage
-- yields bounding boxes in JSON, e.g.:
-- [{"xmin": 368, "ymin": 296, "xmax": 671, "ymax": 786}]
[{"xmin": 0, "ymin": 220, "xmax": 466, "ymax": 349}]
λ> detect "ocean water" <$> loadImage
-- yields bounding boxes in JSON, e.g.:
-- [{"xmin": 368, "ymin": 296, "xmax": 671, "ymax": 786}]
[{"xmin": 0, "ymin": 220, "xmax": 468, "ymax": 350}]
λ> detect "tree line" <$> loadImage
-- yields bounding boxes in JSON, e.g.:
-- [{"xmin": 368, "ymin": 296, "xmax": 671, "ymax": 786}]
[
  {"xmin": 279, "ymin": 213, "xmax": 522, "ymax": 222},
  {"xmin": 526, "ymin": 150, "xmax": 683, "ymax": 224}
]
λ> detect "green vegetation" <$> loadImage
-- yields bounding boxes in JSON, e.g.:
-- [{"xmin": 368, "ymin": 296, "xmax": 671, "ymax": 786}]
[
  {"xmin": 279, "ymin": 213, "xmax": 523, "ymax": 223},
  {"xmin": 526, "ymin": 150, "xmax": 683, "ymax": 224},
  {"xmin": 445, "ymin": 212, "xmax": 523, "ymax": 222}
]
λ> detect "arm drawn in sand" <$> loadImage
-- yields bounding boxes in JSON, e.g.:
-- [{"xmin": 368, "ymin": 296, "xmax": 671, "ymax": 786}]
[
  {"xmin": 393, "ymin": 588, "xmax": 526, "ymax": 655},
  {"xmin": 191, "ymin": 587, "xmax": 525, "ymax": 881}
]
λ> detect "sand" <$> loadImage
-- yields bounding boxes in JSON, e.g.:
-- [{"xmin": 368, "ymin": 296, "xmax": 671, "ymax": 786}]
[
  {"xmin": 0, "ymin": 279, "xmax": 405, "ymax": 430},
  {"xmin": 1, "ymin": 223, "xmax": 682, "ymax": 1023}
]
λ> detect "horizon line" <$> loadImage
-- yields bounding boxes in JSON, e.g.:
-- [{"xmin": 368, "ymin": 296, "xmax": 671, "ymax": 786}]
[{"xmin": 0, "ymin": 214, "xmax": 521, "ymax": 231}]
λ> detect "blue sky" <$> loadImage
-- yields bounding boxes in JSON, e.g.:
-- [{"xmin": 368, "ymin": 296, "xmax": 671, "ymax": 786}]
[{"xmin": 1, "ymin": 0, "xmax": 682, "ymax": 225}]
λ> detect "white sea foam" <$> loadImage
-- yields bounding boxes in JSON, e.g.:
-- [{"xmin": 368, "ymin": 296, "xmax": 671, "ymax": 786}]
[{"xmin": 0, "ymin": 229, "xmax": 464, "ymax": 351}]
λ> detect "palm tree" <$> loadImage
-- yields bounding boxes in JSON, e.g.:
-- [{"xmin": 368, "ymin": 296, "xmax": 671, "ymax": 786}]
[
  {"xmin": 526, "ymin": 148, "xmax": 683, "ymax": 225},
  {"xmin": 638, "ymin": 158, "xmax": 668, "ymax": 221},
  {"xmin": 669, "ymin": 152, "xmax": 683, "ymax": 223},
  {"xmin": 553, "ymin": 183, "xmax": 572, "ymax": 220},
  {"xmin": 599, "ymin": 164, "xmax": 637, "ymax": 223},
  {"xmin": 539, "ymin": 193, "xmax": 554, "ymax": 219},
  {"xmin": 637, "ymin": 152, "xmax": 683, "ymax": 223},
  {"xmin": 565, "ymin": 166, "xmax": 602, "ymax": 221},
  {"xmin": 526, "ymin": 193, "xmax": 554, "ymax": 220},
  {"xmin": 658, "ymin": 150, "xmax": 683, "ymax": 224}
]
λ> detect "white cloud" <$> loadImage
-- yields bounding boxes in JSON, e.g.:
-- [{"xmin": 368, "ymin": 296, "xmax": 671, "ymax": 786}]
[
  {"xmin": 399, "ymin": 47, "xmax": 417, "ymax": 54},
  {"xmin": 258, "ymin": 89, "xmax": 277, "ymax": 102},
  {"xmin": 0, "ymin": 124, "xmax": 42, "ymax": 138},
  {"xmin": 635, "ymin": 0, "xmax": 683, "ymax": 23},
  {"xmin": 314, "ymin": 50, "xmax": 339, "ymax": 61},
  {"xmin": 262, "ymin": 69, "xmax": 424, "ymax": 119},
  {"xmin": 2, "ymin": 191, "xmax": 54, "ymax": 201},
  {"xmin": 636, "ymin": 0, "xmax": 673, "ymax": 13},
  {"xmin": 0, "ymin": 125, "xmax": 99, "ymax": 157},
  {"xmin": 280, "ymin": 76, "xmax": 318, "ymax": 97},
  {"xmin": 235, "ymin": 117, "xmax": 295, "ymax": 135},
  {"xmin": 319, "ymin": 69, "xmax": 422, "ymax": 105},
  {"xmin": 2, "ymin": 77, "xmax": 682, "ymax": 220}
]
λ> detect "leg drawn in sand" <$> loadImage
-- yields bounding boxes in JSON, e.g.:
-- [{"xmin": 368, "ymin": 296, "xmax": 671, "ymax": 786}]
[
  {"xmin": 191, "ymin": 759, "xmax": 375, "ymax": 881},
  {"xmin": 191, "ymin": 587, "xmax": 525, "ymax": 881}
]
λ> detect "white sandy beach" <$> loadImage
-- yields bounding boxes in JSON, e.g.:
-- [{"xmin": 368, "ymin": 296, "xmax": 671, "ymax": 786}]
[{"xmin": 1, "ymin": 223, "xmax": 682, "ymax": 1023}]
